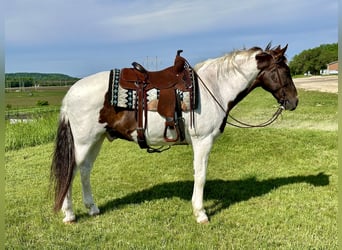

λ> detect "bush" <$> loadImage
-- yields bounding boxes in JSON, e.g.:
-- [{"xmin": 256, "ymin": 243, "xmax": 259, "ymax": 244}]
[{"xmin": 36, "ymin": 100, "xmax": 49, "ymax": 106}]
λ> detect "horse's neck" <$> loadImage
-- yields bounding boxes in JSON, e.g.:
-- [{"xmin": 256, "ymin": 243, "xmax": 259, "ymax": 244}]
[{"xmin": 196, "ymin": 52, "xmax": 260, "ymax": 110}]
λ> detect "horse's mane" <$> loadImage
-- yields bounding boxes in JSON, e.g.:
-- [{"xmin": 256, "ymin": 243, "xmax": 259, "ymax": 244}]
[{"xmin": 194, "ymin": 47, "xmax": 263, "ymax": 73}]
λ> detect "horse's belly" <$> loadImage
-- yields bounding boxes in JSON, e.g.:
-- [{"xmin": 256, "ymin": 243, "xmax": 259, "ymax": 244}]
[{"xmin": 142, "ymin": 111, "xmax": 191, "ymax": 146}]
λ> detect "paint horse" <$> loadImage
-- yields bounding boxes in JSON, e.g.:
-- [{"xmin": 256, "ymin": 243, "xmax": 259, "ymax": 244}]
[{"xmin": 50, "ymin": 44, "xmax": 298, "ymax": 224}]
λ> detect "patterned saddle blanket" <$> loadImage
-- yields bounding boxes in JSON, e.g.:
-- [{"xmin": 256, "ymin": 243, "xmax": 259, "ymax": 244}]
[{"xmin": 107, "ymin": 68, "xmax": 198, "ymax": 111}]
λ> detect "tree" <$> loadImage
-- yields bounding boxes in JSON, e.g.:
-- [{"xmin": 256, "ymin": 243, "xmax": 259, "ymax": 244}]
[
  {"xmin": 5, "ymin": 73, "xmax": 79, "ymax": 88},
  {"xmin": 289, "ymin": 43, "xmax": 338, "ymax": 75}
]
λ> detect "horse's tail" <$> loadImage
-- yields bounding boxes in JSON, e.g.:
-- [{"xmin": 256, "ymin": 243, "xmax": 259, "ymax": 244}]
[{"xmin": 50, "ymin": 112, "xmax": 76, "ymax": 212}]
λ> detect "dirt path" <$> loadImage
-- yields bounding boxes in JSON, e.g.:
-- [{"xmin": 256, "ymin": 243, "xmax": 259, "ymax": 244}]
[{"xmin": 293, "ymin": 75, "xmax": 338, "ymax": 93}]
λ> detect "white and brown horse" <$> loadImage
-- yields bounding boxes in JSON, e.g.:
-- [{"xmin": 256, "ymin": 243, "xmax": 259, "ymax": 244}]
[{"xmin": 50, "ymin": 44, "xmax": 298, "ymax": 223}]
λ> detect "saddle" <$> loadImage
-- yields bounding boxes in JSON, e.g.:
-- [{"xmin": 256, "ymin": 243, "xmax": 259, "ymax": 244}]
[{"xmin": 119, "ymin": 50, "xmax": 193, "ymax": 148}]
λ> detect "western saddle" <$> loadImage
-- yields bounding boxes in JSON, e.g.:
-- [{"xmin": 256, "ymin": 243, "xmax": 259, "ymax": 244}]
[{"xmin": 119, "ymin": 50, "xmax": 193, "ymax": 148}]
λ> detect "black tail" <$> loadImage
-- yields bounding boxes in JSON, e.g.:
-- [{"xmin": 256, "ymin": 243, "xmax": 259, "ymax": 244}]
[{"xmin": 50, "ymin": 115, "xmax": 76, "ymax": 212}]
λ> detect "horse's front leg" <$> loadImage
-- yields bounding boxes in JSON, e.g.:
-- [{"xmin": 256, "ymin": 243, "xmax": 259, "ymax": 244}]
[{"xmin": 191, "ymin": 136, "xmax": 214, "ymax": 223}]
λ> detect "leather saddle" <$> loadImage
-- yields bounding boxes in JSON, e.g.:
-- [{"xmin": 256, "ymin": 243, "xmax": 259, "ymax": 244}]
[{"xmin": 119, "ymin": 50, "xmax": 193, "ymax": 148}]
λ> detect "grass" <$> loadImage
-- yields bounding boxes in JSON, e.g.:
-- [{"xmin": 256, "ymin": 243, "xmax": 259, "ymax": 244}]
[
  {"xmin": 230, "ymin": 89, "xmax": 337, "ymax": 131},
  {"xmin": 5, "ymin": 88, "xmax": 337, "ymax": 249},
  {"xmin": 5, "ymin": 112, "xmax": 59, "ymax": 151},
  {"xmin": 5, "ymin": 87, "xmax": 65, "ymax": 151},
  {"xmin": 5, "ymin": 86, "xmax": 69, "ymax": 109}
]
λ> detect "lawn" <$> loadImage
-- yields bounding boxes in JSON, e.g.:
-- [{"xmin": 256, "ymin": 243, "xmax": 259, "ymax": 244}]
[{"xmin": 5, "ymin": 89, "xmax": 338, "ymax": 249}]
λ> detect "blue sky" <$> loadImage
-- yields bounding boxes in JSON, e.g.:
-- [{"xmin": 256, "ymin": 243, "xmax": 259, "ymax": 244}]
[{"xmin": 5, "ymin": 0, "xmax": 338, "ymax": 77}]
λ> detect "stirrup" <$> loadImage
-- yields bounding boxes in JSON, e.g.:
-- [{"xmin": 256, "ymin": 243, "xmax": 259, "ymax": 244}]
[{"xmin": 163, "ymin": 120, "xmax": 180, "ymax": 142}]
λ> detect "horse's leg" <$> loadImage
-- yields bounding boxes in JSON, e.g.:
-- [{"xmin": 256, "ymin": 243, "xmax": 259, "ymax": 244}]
[
  {"xmin": 76, "ymin": 136, "xmax": 105, "ymax": 217},
  {"xmin": 191, "ymin": 136, "xmax": 214, "ymax": 223},
  {"xmin": 61, "ymin": 137, "xmax": 105, "ymax": 222},
  {"xmin": 61, "ymin": 175, "xmax": 76, "ymax": 223}
]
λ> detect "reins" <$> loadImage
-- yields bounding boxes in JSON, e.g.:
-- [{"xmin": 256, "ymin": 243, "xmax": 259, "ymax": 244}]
[
  {"xmin": 187, "ymin": 61, "xmax": 285, "ymax": 129},
  {"xmin": 226, "ymin": 106, "xmax": 284, "ymax": 128}
]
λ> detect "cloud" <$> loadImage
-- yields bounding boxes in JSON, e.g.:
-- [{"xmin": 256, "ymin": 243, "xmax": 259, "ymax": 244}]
[
  {"xmin": 102, "ymin": 1, "xmax": 234, "ymax": 39},
  {"xmin": 5, "ymin": 0, "xmax": 337, "ymax": 76},
  {"xmin": 6, "ymin": 0, "xmax": 337, "ymax": 46},
  {"xmin": 5, "ymin": 0, "xmax": 113, "ymax": 45},
  {"xmin": 5, "ymin": 0, "xmax": 337, "ymax": 46}
]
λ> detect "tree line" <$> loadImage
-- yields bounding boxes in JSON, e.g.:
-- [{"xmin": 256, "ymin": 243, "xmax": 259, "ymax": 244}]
[
  {"xmin": 5, "ymin": 73, "xmax": 79, "ymax": 88},
  {"xmin": 289, "ymin": 43, "xmax": 337, "ymax": 75}
]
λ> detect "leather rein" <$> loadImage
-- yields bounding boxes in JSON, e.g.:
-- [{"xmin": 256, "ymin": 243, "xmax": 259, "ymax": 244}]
[{"xmin": 188, "ymin": 61, "xmax": 285, "ymax": 129}]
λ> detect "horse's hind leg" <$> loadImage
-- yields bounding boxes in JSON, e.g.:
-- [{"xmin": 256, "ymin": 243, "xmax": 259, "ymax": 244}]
[
  {"xmin": 62, "ymin": 178, "xmax": 76, "ymax": 223},
  {"xmin": 76, "ymin": 136, "xmax": 105, "ymax": 217},
  {"xmin": 61, "ymin": 137, "xmax": 104, "ymax": 223}
]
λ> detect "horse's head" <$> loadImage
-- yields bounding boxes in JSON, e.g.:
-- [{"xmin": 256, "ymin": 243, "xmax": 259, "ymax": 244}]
[{"xmin": 255, "ymin": 44, "xmax": 298, "ymax": 111}]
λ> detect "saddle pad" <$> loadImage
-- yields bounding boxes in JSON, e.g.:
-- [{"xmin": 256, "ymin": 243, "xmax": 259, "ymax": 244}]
[{"xmin": 107, "ymin": 68, "xmax": 198, "ymax": 111}]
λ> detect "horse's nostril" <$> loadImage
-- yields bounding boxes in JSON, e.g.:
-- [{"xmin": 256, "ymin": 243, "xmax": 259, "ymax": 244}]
[{"xmin": 289, "ymin": 99, "xmax": 298, "ymax": 111}]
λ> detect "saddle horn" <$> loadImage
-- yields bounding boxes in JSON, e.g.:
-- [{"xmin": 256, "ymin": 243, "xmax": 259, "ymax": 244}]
[{"xmin": 177, "ymin": 50, "xmax": 183, "ymax": 56}]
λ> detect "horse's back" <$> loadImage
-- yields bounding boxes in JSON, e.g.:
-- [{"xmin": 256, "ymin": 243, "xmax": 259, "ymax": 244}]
[{"xmin": 64, "ymin": 71, "xmax": 109, "ymax": 105}]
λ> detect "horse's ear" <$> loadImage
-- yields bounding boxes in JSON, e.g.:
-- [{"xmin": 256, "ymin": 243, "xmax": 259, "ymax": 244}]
[
  {"xmin": 272, "ymin": 44, "xmax": 288, "ymax": 63},
  {"xmin": 255, "ymin": 52, "xmax": 273, "ymax": 69},
  {"xmin": 279, "ymin": 44, "xmax": 288, "ymax": 56},
  {"xmin": 274, "ymin": 45, "xmax": 281, "ymax": 51}
]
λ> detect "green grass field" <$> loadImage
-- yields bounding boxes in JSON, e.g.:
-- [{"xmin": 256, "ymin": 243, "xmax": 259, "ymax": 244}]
[
  {"xmin": 5, "ymin": 86, "xmax": 69, "ymax": 108},
  {"xmin": 5, "ymin": 88, "xmax": 337, "ymax": 249},
  {"xmin": 5, "ymin": 87, "xmax": 66, "ymax": 151}
]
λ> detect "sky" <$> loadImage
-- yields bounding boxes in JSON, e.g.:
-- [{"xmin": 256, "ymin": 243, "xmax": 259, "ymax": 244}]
[{"xmin": 5, "ymin": 0, "xmax": 338, "ymax": 77}]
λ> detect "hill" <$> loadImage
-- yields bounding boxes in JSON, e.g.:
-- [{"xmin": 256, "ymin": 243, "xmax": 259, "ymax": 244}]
[{"xmin": 5, "ymin": 72, "xmax": 80, "ymax": 88}]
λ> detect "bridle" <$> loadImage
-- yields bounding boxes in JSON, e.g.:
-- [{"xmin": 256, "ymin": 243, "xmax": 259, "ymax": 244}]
[{"xmin": 191, "ymin": 58, "xmax": 287, "ymax": 129}]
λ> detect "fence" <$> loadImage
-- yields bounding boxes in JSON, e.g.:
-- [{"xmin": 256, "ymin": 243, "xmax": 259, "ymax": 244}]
[{"xmin": 5, "ymin": 107, "xmax": 60, "ymax": 120}]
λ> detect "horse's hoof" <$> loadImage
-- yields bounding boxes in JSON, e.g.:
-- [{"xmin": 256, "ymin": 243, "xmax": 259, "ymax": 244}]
[
  {"xmin": 199, "ymin": 218, "xmax": 209, "ymax": 224},
  {"xmin": 63, "ymin": 215, "xmax": 76, "ymax": 224},
  {"xmin": 89, "ymin": 206, "xmax": 100, "ymax": 216},
  {"xmin": 89, "ymin": 211, "xmax": 100, "ymax": 217},
  {"xmin": 64, "ymin": 220, "xmax": 76, "ymax": 224},
  {"xmin": 197, "ymin": 217, "xmax": 209, "ymax": 224},
  {"xmin": 196, "ymin": 213, "xmax": 209, "ymax": 224}
]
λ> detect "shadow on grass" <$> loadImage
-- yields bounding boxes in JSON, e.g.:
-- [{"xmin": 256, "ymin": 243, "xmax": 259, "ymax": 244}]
[{"xmin": 98, "ymin": 172, "xmax": 329, "ymax": 218}]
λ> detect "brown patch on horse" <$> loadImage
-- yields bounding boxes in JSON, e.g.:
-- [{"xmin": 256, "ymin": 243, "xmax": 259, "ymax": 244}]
[
  {"xmin": 255, "ymin": 52, "xmax": 273, "ymax": 70},
  {"xmin": 147, "ymin": 99, "xmax": 158, "ymax": 110},
  {"xmin": 256, "ymin": 44, "xmax": 288, "ymax": 69},
  {"xmin": 99, "ymin": 92, "xmax": 137, "ymax": 141},
  {"xmin": 147, "ymin": 99, "xmax": 189, "ymax": 112},
  {"xmin": 255, "ymin": 44, "xmax": 298, "ymax": 111}
]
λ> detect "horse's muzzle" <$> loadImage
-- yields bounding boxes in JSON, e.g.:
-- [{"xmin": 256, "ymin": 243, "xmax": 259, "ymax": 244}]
[{"xmin": 281, "ymin": 98, "xmax": 298, "ymax": 111}]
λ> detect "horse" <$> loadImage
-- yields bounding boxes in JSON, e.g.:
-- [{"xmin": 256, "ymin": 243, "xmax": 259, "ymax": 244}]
[{"xmin": 50, "ymin": 44, "xmax": 298, "ymax": 224}]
